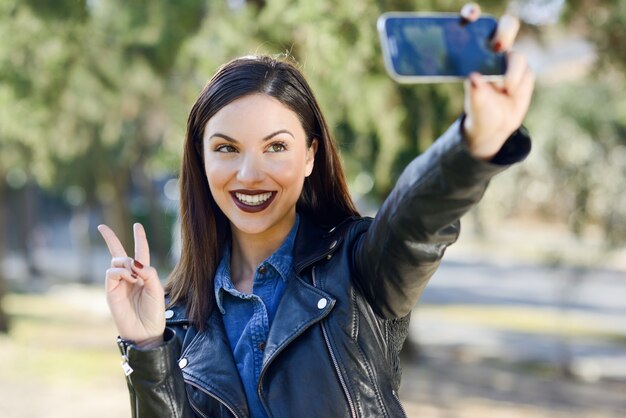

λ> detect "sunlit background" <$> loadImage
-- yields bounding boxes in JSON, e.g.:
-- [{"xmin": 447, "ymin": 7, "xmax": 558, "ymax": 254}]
[{"xmin": 1, "ymin": 0, "xmax": 625, "ymax": 417}]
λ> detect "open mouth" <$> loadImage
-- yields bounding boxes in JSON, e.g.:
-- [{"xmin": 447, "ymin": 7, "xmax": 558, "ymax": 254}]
[{"xmin": 230, "ymin": 191, "xmax": 276, "ymax": 213}]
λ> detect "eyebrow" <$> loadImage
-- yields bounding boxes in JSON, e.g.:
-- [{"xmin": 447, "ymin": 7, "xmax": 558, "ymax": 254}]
[{"xmin": 208, "ymin": 129, "xmax": 295, "ymax": 142}]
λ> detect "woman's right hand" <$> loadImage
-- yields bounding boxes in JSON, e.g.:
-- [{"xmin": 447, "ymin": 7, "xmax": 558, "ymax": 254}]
[{"xmin": 98, "ymin": 223, "xmax": 165, "ymax": 347}]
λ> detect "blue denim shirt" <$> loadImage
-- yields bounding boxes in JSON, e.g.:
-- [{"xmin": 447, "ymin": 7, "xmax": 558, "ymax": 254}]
[{"xmin": 214, "ymin": 216, "xmax": 299, "ymax": 418}]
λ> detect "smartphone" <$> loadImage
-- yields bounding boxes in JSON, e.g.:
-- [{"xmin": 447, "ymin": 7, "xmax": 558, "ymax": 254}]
[{"xmin": 378, "ymin": 12, "xmax": 506, "ymax": 83}]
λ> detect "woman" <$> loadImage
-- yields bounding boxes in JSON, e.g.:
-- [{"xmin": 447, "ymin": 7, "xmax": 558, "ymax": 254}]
[{"xmin": 98, "ymin": 6, "xmax": 534, "ymax": 418}]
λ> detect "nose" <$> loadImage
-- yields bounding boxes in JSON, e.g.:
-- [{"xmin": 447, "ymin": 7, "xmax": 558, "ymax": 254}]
[{"xmin": 236, "ymin": 153, "xmax": 265, "ymax": 185}]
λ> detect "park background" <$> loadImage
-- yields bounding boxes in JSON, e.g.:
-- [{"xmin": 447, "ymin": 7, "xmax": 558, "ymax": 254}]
[{"xmin": 1, "ymin": 0, "xmax": 625, "ymax": 416}]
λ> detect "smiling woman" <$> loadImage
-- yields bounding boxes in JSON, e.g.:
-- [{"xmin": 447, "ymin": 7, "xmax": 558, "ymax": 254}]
[
  {"xmin": 97, "ymin": 6, "xmax": 534, "ymax": 415},
  {"xmin": 203, "ymin": 94, "xmax": 317, "ymax": 245}
]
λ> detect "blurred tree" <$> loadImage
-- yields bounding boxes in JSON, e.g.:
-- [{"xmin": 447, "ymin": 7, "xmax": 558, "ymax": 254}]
[
  {"xmin": 0, "ymin": 0, "xmax": 206, "ymax": 325},
  {"xmin": 507, "ymin": 0, "xmax": 626, "ymax": 246},
  {"xmin": 0, "ymin": 0, "xmax": 206, "ymax": 261},
  {"xmin": 45, "ymin": 0, "xmax": 206, "ymax": 261},
  {"xmin": 0, "ymin": 175, "xmax": 7, "ymax": 332}
]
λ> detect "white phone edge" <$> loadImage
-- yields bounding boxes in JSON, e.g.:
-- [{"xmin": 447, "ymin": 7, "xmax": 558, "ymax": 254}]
[{"xmin": 377, "ymin": 11, "xmax": 505, "ymax": 84}]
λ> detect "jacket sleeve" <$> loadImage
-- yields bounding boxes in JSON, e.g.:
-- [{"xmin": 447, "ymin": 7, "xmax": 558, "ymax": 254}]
[
  {"xmin": 119, "ymin": 328, "xmax": 197, "ymax": 418},
  {"xmin": 352, "ymin": 118, "xmax": 531, "ymax": 319}
]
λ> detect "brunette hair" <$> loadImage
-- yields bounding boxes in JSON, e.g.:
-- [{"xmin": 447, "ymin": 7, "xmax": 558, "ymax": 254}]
[{"xmin": 166, "ymin": 55, "xmax": 359, "ymax": 329}]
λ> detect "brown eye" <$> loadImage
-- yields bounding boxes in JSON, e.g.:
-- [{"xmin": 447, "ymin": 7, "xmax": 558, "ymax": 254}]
[
  {"xmin": 267, "ymin": 143, "xmax": 287, "ymax": 153},
  {"xmin": 216, "ymin": 144, "xmax": 237, "ymax": 153}
]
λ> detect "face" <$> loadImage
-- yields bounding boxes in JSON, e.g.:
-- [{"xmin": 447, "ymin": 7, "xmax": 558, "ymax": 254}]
[{"xmin": 203, "ymin": 94, "xmax": 317, "ymax": 242}]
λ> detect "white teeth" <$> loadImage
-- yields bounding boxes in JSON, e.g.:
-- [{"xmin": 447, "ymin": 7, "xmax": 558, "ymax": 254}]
[{"xmin": 235, "ymin": 192, "xmax": 272, "ymax": 206}]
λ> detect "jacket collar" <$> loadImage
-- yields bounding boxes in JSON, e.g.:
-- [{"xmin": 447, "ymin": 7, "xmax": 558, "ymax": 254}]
[{"xmin": 292, "ymin": 214, "xmax": 348, "ymax": 274}]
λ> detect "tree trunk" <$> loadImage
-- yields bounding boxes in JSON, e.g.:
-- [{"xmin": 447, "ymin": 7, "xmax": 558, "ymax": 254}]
[
  {"xmin": 17, "ymin": 180, "xmax": 41, "ymax": 281},
  {"xmin": 0, "ymin": 176, "xmax": 10, "ymax": 333},
  {"xmin": 69, "ymin": 203, "xmax": 93, "ymax": 283},
  {"xmin": 102, "ymin": 168, "xmax": 133, "ymax": 252},
  {"xmin": 134, "ymin": 157, "xmax": 167, "ymax": 268}
]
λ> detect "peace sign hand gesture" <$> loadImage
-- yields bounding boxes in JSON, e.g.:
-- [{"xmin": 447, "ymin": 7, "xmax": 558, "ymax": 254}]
[{"xmin": 98, "ymin": 223, "xmax": 165, "ymax": 347}]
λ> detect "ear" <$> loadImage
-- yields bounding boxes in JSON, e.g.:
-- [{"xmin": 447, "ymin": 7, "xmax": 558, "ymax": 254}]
[{"xmin": 304, "ymin": 138, "xmax": 318, "ymax": 178}]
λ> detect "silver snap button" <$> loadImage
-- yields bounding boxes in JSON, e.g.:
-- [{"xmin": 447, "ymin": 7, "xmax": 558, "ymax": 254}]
[
  {"xmin": 329, "ymin": 240, "xmax": 338, "ymax": 250},
  {"xmin": 317, "ymin": 298, "xmax": 328, "ymax": 310},
  {"xmin": 326, "ymin": 254, "xmax": 332, "ymax": 260},
  {"xmin": 178, "ymin": 358, "xmax": 188, "ymax": 369},
  {"xmin": 165, "ymin": 310, "xmax": 174, "ymax": 319},
  {"xmin": 182, "ymin": 325, "xmax": 189, "ymax": 330}
]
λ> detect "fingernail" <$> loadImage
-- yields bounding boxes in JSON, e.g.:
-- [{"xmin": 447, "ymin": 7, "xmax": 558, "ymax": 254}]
[
  {"xmin": 133, "ymin": 260, "xmax": 144, "ymax": 269},
  {"xmin": 468, "ymin": 73, "xmax": 478, "ymax": 88},
  {"xmin": 493, "ymin": 41, "xmax": 503, "ymax": 52},
  {"xmin": 460, "ymin": 3, "xmax": 481, "ymax": 22},
  {"xmin": 131, "ymin": 273, "xmax": 138, "ymax": 279}
]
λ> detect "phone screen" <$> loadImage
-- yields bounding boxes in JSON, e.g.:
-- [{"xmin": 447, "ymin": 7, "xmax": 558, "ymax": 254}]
[{"xmin": 381, "ymin": 15, "xmax": 506, "ymax": 79}]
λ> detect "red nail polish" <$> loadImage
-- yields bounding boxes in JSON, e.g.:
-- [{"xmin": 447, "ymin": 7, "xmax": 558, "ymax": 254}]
[
  {"xmin": 133, "ymin": 260, "xmax": 144, "ymax": 269},
  {"xmin": 493, "ymin": 41, "xmax": 503, "ymax": 52}
]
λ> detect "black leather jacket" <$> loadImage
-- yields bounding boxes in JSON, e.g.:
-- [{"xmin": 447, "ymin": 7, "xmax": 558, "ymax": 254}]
[{"xmin": 117, "ymin": 120, "xmax": 530, "ymax": 418}]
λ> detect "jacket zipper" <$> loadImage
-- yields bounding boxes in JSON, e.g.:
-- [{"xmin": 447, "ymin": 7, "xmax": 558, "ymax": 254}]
[
  {"xmin": 391, "ymin": 389, "xmax": 408, "ymax": 418},
  {"xmin": 185, "ymin": 379, "xmax": 242, "ymax": 418},
  {"xmin": 189, "ymin": 401, "xmax": 210, "ymax": 418},
  {"xmin": 312, "ymin": 266, "xmax": 358, "ymax": 418}
]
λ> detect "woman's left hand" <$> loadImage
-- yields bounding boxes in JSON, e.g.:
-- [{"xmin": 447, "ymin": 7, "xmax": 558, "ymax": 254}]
[{"xmin": 460, "ymin": 3, "xmax": 535, "ymax": 160}]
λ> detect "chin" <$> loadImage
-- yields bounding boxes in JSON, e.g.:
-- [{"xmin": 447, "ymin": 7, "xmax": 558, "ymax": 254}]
[{"xmin": 230, "ymin": 218, "xmax": 276, "ymax": 236}]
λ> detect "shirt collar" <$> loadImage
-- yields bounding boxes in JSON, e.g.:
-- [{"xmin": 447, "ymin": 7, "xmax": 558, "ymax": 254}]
[{"xmin": 214, "ymin": 215, "xmax": 300, "ymax": 314}]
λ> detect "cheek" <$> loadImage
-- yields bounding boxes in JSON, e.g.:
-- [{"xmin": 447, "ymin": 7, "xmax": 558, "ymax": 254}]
[
  {"xmin": 269, "ymin": 160, "xmax": 307, "ymax": 185},
  {"xmin": 204, "ymin": 161, "xmax": 230, "ymax": 192}
]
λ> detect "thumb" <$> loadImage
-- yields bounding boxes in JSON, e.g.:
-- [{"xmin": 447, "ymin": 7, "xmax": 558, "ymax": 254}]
[
  {"xmin": 463, "ymin": 72, "xmax": 493, "ymax": 146},
  {"xmin": 464, "ymin": 72, "xmax": 490, "ymax": 110}
]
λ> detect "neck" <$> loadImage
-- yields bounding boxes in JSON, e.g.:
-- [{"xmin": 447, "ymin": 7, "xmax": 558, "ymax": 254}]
[{"xmin": 229, "ymin": 214, "xmax": 296, "ymax": 289}]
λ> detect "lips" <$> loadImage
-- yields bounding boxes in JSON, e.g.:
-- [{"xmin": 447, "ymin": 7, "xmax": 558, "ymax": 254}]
[{"xmin": 230, "ymin": 190, "xmax": 276, "ymax": 213}]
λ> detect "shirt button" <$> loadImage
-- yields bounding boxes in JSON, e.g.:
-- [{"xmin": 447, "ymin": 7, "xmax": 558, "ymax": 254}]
[
  {"xmin": 165, "ymin": 310, "xmax": 174, "ymax": 319},
  {"xmin": 258, "ymin": 341, "xmax": 266, "ymax": 351},
  {"xmin": 317, "ymin": 298, "xmax": 328, "ymax": 310},
  {"xmin": 258, "ymin": 265, "xmax": 267, "ymax": 274},
  {"xmin": 178, "ymin": 358, "xmax": 188, "ymax": 369}
]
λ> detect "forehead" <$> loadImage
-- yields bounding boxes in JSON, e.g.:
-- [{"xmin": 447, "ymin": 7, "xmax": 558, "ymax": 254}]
[{"xmin": 203, "ymin": 94, "xmax": 305, "ymax": 139}]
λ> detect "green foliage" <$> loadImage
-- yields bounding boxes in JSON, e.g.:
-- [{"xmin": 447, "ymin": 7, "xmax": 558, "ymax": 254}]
[{"xmin": 523, "ymin": 79, "xmax": 626, "ymax": 244}]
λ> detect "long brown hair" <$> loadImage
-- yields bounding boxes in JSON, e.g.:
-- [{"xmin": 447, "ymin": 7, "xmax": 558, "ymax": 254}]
[{"xmin": 166, "ymin": 55, "xmax": 359, "ymax": 329}]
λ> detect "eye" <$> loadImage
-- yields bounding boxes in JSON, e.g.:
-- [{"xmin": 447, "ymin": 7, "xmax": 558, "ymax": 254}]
[
  {"xmin": 215, "ymin": 144, "xmax": 237, "ymax": 153},
  {"xmin": 267, "ymin": 142, "xmax": 287, "ymax": 153}
]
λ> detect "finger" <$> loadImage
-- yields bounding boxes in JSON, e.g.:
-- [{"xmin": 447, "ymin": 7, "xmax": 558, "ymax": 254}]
[
  {"xmin": 493, "ymin": 14, "xmax": 520, "ymax": 52},
  {"xmin": 503, "ymin": 52, "xmax": 528, "ymax": 95},
  {"xmin": 98, "ymin": 224, "xmax": 128, "ymax": 258},
  {"xmin": 132, "ymin": 263, "xmax": 158, "ymax": 286},
  {"xmin": 105, "ymin": 267, "xmax": 139, "ymax": 291},
  {"xmin": 514, "ymin": 65, "xmax": 535, "ymax": 115},
  {"xmin": 460, "ymin": 3, "xmax": 481, "ymax": 23},
  {"xmin": 111, "ymin": 256, "xmax": 134, "ymax": 270},
  {"xmin": 133, "ymin": 223, "xmax": 150, "ymax": 267},
  {"xmin": 466, "ymin": 72, "xmax": 492, "ymax": 106}
]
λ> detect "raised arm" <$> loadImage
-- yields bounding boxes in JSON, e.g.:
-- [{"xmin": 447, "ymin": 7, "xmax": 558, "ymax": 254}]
[{"xmin": 353, "ymin": 8, "xmax": 534, "ymax": 319}]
